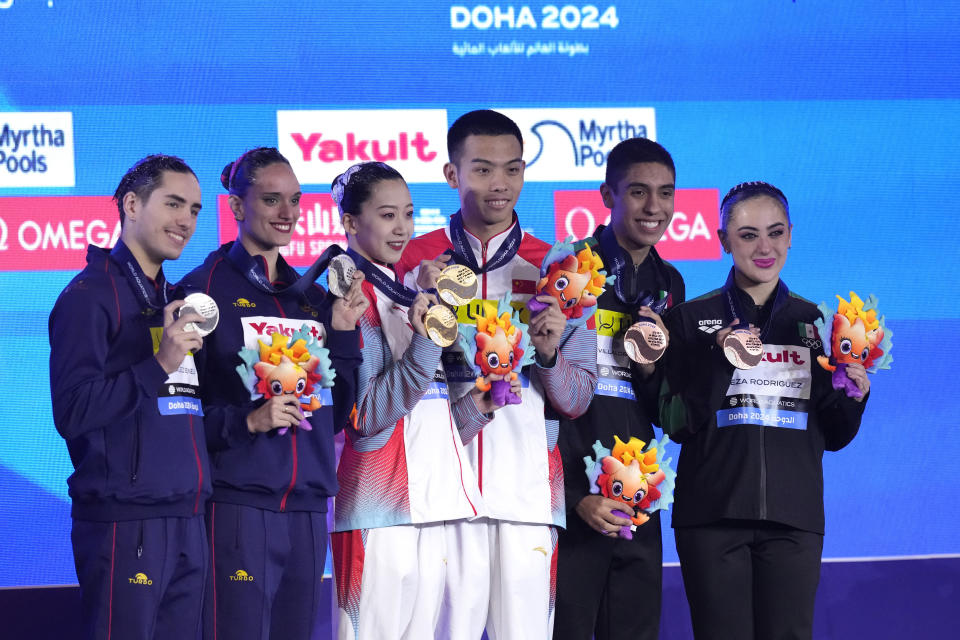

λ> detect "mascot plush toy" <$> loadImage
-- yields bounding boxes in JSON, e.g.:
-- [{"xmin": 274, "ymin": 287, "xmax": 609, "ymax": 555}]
[
  {"xmin": 584, "ymin": 435, "xmax": 676, "ymax": 539},
  {"xmin": 457, "ymin": 294, "xmax": 535, "ymax": 407},
  {"xmin": 814, "ymin": 291, "xmax": 892, "ymax": 399},
  {"xmin": 527, "ymin": 236, "xmax": 613, "ymax": 324},
  {"xmin": 236, "ymin": 325, "xmax": 335, "ymax": 434}
]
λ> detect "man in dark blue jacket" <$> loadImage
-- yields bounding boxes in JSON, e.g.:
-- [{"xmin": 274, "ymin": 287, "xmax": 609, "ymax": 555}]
[{"xmin": 49, "ymin": 154, "xmax": 212, "ymax": 640}]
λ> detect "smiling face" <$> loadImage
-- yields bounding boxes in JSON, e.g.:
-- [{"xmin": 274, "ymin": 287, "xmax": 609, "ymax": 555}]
[
  {"xmin": 719, "ymin": 194, "xmax": 792, "ymax": 302},
  {"xmin": 444, "ymin": 134, "xmax": 524, "ymax": 240},
  {"xmin": 231, "ymin": 162, "xmax": 302, "ymax": 255},
  {"xmin": 342, "ymin": 178, "xmax": 413, "ymax": 264},
  {"xmin": 601, "ymin": 162, "xmax": 675, "ymax": 263},
  {"xmin": 121, "ymin": 170, "xmax": 202, "ymax": 277}
]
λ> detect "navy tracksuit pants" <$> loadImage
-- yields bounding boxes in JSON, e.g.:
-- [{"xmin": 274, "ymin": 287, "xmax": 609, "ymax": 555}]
[{"xmin": 71, "ymin": 515, "xmax": 207, "ymax": 640}]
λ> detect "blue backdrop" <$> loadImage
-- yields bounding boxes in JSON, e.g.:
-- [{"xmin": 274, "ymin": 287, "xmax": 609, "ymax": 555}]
[{"xmin": 1, "ymin": 0, "xmax": 957, "ymax": 586}]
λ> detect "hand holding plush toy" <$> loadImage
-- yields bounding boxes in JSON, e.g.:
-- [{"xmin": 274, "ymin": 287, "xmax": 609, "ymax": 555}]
[
  {"xmin": 584, "ymin": 435, "xmax": 675, "ymax": 540},
  {"xmin": 457, "ymin": 294, "xmax": 535, "ymax": 408},
  {"xmin": 236, "ymin": 325, "xmax": 335, "ymax": 434},
  {"xmin": 814, "ymin": 291, "xmax": 892, "ymax": 399},
  {"xmin": 527, "ymin": 236, "xmax": 612, "ymax": 324}
]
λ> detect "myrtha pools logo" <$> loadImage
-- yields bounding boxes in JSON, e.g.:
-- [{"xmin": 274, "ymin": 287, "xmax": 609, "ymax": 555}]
[{"xmin": 497, "ymin": 108, "xmax": 657, "ymax": 182}]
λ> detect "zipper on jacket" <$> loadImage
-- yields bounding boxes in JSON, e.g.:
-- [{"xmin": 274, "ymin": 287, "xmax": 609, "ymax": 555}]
[
  {"xmin": 189, "ymin": 415, "xmax": 204, "ymax": 515},
  {"xmin": 279, "ymin": 428, "xmax": 298, "ymax": 512},
  {"xmin": 130, "ymin": 411, "xmax": 142, "ymax": 484},
  {"xmin": 759, "ymin": 423, "xmax": 767, "ymax": 520}
]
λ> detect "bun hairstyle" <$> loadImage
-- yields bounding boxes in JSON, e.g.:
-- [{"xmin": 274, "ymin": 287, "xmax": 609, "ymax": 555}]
[
  {"xmin": 114, "ymin": 154, "xmax": 196, "ymax": 224},
  {"xmin": 221, "ymin": 147, "xmax": 291, "ymax": 198},
  {"xmin": 719, "ymin": 181, "xmax": 790, "ymax": 233},
  {"xmin": 331, "ymin": 161, "xmax": 405, "ymax": 215}
]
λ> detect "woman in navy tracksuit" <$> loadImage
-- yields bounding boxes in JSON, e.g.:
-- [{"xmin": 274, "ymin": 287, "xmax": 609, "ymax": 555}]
[
  {"xmin": 179, "ymin": 147, "xmax": 367, "ymax": 640},
  {"xmin": 660, "ymin": 182, "xmax": 870, "ymax": 640}
]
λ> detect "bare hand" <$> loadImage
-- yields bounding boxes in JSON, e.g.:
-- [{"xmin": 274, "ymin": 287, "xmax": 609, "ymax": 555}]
[
  {"xmin": 469, "ymin": 373, "xmax": 522, "ymax": 414},
  {"xmin": 155, "ymin": 300, "xmax": 205, "ymax": 374},
  {"xmin": 715, "ymin": 317, "xmax": 760, "ymax": 348},
  {"xmin": 331, "ymin": 271, "xmax": 369, "ymax": 331},
  {"xmin": 575, "ymin": 494, "xmax": 634, "ymax": 536},
  {"xmin": 246, "ymin": 395, "xmax": 304, "ymax": 434},
  {"xmin": 528, "ymin": 295, "xmax": 567, "ymax": 365},
  {"xmin": 407, "ymin": 292, "xmax": 439, "ymax": 338},
  {"xmin": 635, "ymin": 305, "xmax": 668, "ymax": 379},
  {"xmin": 844, "ymin": 362, "xmax": 870, "ymax": 401},
  {"xmin": 416, "ymin": 253, "xmax": 452, "ymax": 291}
]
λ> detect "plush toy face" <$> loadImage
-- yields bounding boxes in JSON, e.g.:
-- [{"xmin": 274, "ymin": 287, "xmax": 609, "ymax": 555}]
[
  {"xmin": 831, "ymin": 313, "xmax": 883, "ymax": 368},
  {"xmin": 536, "ymin": 253, "xmax": 603, "ymax": 320},
  {"xmin": 597, "ymin": 455, "xmax": 665, "ymax": 526},
  {"xmin": 599, "ymin": 457, "xmax": 648, "ymax": 512},
  {"xmin": 539, "ymin": 255, "xmax": 594, "ymax": 311},
  {"xmin": 254, "ymin": 356, "xmax": 307, "ymax": 397},
  {"xmin": 476, "ymin": 328, "xmax": 518, "ymax": 377}
]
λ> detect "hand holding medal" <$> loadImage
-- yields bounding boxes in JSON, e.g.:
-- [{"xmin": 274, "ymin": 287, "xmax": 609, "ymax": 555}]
[
  {"xmin": 623, "ymin": 293, "xmax": 670, "ymax": 366},
  {"xmin": 327, "ymin": 253, "xmax": 370, "ymax": 331},
  {"xmin": 178, "ymin": 292, "xmax": 220, "ymax": 337},
  {"xmin": 718, "ymin": 320, "xmax": 764, "ymax": 369}
]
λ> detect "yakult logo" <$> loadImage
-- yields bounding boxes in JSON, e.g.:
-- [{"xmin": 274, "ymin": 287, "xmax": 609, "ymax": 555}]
[
  {"xmin": 0, "ymin": 196, "xmax": 119, "ymax": 271},
  {"xmin": 496, "ymin": 108, "xmax": 656, "ymax": 182},
  {"xmin": 553, "ymin": 189, "xmax": 722, "ymax": 261},
  {"xmin": 277, "ymin": 110, "xmax": 448, "ymax": 185},
  {"xmin": 218, "ymin": 193, "xmax": 346, "ymax": 269},
  {"xmin": 0, "ymin": 112, "xmax": 75, "ymax": 187}
]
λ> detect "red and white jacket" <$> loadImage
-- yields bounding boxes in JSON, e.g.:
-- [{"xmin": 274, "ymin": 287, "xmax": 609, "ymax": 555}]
[{"xmin": 396, "ymin": 218, "xmax": 597, "ymax": 527}]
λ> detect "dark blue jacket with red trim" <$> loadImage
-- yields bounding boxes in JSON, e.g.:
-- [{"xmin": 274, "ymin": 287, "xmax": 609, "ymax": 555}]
[
  {"xmin": 179, "ymin": 242, "xmax": 361, "ymax": 513},
  {"xmin": 49, "ymin": 242, "xmax": 212, "ymax": 521}
]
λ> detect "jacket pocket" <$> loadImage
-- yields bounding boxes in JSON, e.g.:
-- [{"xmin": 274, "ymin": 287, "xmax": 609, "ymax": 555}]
[{"xmin": 130, "ymin": 410, "xmax": 142, "ymax": 484}]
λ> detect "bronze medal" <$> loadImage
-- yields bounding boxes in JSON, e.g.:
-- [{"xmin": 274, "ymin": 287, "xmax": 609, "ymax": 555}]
[
  {"xmin": 623, "ymin": 320, "xmax": 668, "ymax": 365},
  {"xmin": 723, "ymin": 328, "xmax": 764, "ymax": 369}
]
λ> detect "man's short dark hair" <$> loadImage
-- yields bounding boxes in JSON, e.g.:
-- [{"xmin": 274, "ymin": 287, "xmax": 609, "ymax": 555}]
[
  {"xmin": 447, "ymin": 110, "xmax": 523, "ymax": 165},
  {"xmin": 604, "ymin": 138, "xmax": 675, "ymax": 191},
  {"xmin": 113, "ymin": 154, "xmax": 196, "ymax": 225}
]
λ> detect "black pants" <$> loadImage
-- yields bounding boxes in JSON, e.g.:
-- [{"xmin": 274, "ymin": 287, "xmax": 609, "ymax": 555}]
[
  {"xmin": 554, "ymin": 509, "xmax": 663, "ymax": 640},
  {"xmin": 675, "ymin": 522, "xmax": 823, "ymax": 640}
]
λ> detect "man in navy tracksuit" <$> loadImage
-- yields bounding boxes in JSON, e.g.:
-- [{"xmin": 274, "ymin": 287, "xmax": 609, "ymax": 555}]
[{"xmin": 49, "ymin": 155, "xmax": 212, "ymax": 639}]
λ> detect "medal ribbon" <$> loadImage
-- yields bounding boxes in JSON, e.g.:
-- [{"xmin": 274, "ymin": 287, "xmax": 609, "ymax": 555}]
[
  {"xmin": 597, "ymin": 224, "xmax": 669, "ymax": 317},
  {"xmin": 110, "ymin": 241, "xmax": 171, "ymax": 311},
  {"xmin": 445, "ymin": 210, "xmax": 523, "ymax": 275},
  {"xmin": 721, "ymin": 267, "xmax": 790, "ymax": 341},
  {"xmin": 345, "ymin": 247, "xmax": 418, "ymax": 308},
  {"xmin": 226, "ymin": 241, "xmax": 344, "ymax": 297}
]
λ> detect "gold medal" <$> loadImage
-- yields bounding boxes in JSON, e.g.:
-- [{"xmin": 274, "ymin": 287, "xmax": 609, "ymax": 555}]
[
  {"xmin": 723, "ymin": 328, "xmax": 764, "ymax": 369},
  {"xmin": 424, "ymin": 304, "xmax": 459, "ymax": 347},
  {"xmin": 623, "ymin": 320, "xmax": 668, "ymax": 365},
  {"xmin": 435, "ymin": 264, "xmax": 478, "ymax": 306}
]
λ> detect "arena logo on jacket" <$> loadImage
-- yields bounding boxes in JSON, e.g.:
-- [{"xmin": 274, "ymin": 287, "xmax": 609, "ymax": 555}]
[
  {"xmin": 240, "ymin": 315, "xmax": 333, "ymax": 407},
  {"xmin": 150, "ymin": 327, "xmax": 203, "ymax": 416},
  {"xmin": 718, "ymin": 344, "xmax": 812, "ymax": 430}
]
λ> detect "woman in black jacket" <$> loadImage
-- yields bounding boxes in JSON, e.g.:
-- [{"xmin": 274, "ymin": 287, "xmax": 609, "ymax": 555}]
[{"xmin": 660, "ymin": 181, "xmax": 870, "ymax": 640}]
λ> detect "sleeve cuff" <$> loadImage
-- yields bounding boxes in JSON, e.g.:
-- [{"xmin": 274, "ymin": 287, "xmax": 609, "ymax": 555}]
[{"xmin": 133, "ymin": 356, "xmax": 170, "ymax": 398}]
